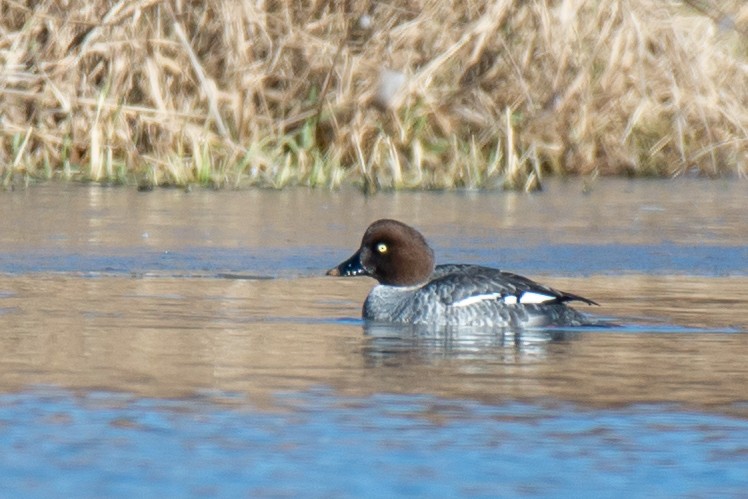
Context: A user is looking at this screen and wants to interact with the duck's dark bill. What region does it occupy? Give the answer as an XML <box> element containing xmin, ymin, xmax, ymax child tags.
<box><xmin>326</xmin><ymin>251</ymin><xmax>368</xmax><ymax>277</ymax></box>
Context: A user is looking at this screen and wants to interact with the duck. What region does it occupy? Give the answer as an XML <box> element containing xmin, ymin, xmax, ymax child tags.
<box><xmin>326</xmin><ymin>219</ymin><xmax>598</xmax><ymax>327</ymax></box>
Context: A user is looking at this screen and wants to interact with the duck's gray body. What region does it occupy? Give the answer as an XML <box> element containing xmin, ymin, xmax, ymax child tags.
<box><xmin>363</xmin><ymin>264</ymin><xmax>593</xmax><ymax>327</ymax></box>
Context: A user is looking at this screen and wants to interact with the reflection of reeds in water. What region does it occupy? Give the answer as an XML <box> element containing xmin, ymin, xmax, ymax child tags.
<box><xmin>0</xmin><ymin>275</ymin><xmax>747</xmax><ymax>414</ymax></box>
<box><xmin>547</xmin><ymin>274</ymin><xmax>748</xmax><ymax>330</ymax></box>
<box><xmin>1</xmin><ymin>1</ymin><xmax>746</xmax><ymax>190</ymax></box>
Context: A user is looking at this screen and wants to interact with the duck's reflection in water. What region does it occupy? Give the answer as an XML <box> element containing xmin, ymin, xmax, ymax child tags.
<box><xmin>361</xmin><ymin>321</ymin><xmax>580</xmax><ymax>366</ymax></box>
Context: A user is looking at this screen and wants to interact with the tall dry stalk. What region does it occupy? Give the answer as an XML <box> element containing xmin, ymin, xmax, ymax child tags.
<box><xmin>0</xmin><ymin>0</ymin><xmax>746</xmax><ymax>190</ymax></box>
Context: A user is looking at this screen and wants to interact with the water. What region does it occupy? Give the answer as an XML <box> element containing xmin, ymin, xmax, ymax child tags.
<box><xmin>0</xmin><ymin>179</ymin><xmax>746</xmax><ymax>497</ymax></box>
<box><xmin>3</xmin><ymin>389</ymin><xmax>748</xmax><ymax>497</ymax></box>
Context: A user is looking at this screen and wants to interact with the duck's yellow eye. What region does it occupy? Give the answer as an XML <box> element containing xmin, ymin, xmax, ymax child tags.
<box><xmin>376</xmin><ymin>243</ymin><xmax>388</xmax><ymax>254</ymax></box>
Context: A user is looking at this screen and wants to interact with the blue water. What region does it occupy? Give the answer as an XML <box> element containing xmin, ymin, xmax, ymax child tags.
<box><xmin>1</xmin><ymin>243</ymin><xmax>745</xmax><ymax>277</ymax></box>
<box><xmin>2</xmin><ymin>182</ymin><xmax>746</xmax><ymax>497</ymax></box>
<box><xmin>2</xmin><ymin>388</ymin><xmax>747</xmax><ymax>498</ymax></box>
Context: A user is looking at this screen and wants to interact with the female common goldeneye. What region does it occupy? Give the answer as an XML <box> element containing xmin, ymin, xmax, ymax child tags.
<box><xmin>327</xmin><ymin>219</ymin><xmax>598</xmax><ymax>327</ymax></box>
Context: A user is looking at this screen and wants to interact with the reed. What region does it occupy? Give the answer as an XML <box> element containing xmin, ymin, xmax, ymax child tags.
<box><xmin>1</xmin><ymin>0</ymin><xmax>746</xmax><ymax>191</ymax></box>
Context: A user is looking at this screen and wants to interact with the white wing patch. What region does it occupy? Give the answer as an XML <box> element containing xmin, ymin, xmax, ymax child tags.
<box><xmin>517</xmin><ymin>291</ymin><xmax>557</xmax><ymax>304</ymax></box>
<box><xmin>452</xmin><ymin>291</ymin><xmax>557</xmax><ymax>307</ymax></box>
<box><xmin>452</xmin><ymin>293</ymin><xmax>503</xmax><ymax>307</ymax></box>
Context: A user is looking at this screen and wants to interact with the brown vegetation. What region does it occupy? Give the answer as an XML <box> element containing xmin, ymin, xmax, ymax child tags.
<box><xmin>1</xmin><ymin>0</ymin><xmax>746</xmax><ymax>190</ymax></box>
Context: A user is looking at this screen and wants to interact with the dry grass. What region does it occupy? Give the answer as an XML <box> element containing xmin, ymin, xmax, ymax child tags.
<box><xmin>1</xmin><ymin>0</ymin><xmax>746</xmax><ymax>191</ymax></box>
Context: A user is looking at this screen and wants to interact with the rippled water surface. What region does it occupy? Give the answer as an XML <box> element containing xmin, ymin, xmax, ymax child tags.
<box><xmin>0</xmin><ymin>179</ymin><xmax>746</xmax><ymax>497</ymax></box>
